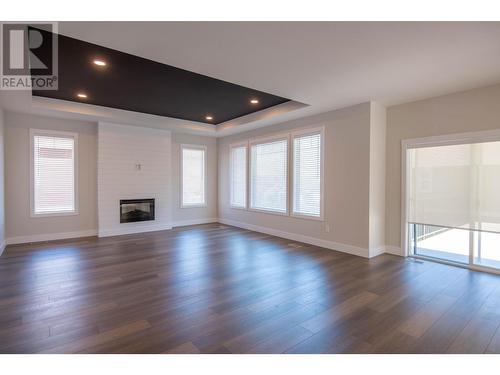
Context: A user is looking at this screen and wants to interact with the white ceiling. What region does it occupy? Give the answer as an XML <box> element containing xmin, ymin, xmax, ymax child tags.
<box><xmin>2</xmin><ymin>22</ymin><xmax>500</xmax><ymax>136</ymax></box>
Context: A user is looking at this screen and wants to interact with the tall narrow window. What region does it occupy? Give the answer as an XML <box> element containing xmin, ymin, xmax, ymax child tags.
<box><xmin>31</xmin><ymin>130</ymin><xmax>77</xmax><ymax>216</ymax></box>
<box><xmin>292</xmin><ymin>130</ymin><xmax>322</xmax><ymax>218</ymax></box>
<box><xmin>181</xmin><ymin>145</ymin><xmax>206</xmax><ymax>207</ymax></box>
<box><xmin>250</xmin><ymin>137</ymin><xmax>288</xmax><ymax>214</ymax></box>
<box><xmin>230</xmin><ymin>144</ymin><xmax>247</xmax><ymax>208</ymax></box>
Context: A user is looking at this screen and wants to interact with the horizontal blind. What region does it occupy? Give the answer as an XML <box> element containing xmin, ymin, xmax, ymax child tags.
<box><xmin>230</xmin><ymin>145</ymin><xmax>247</xmax><ymax>208</ymax></box>
<box><xmin>33</xmin><ymin>134</ymin><xmax>75</xmax><ymax>214</ymax></box>
<box><xmin>250</xmin><ymin>138</ymin><xmax>287</xmax><ymax>213</ymax></box>
<box><xmin>182</xmin><ymin>147</ymin><xmax>206</xmax><ymax>206</ymax></box>
<box><xmin>293</xmin><ymin>132</ymin><xmax>321</xmax><ymax>217</ymax></box>
<box><xmin>408</xmin><ymin>140</ymin><xmax>500</xmax><ymax>233</ymax></box>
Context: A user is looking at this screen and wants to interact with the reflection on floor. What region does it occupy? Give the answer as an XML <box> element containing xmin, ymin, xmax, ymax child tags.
<box><xmin>1</xmin><ymin>223</ymin><xmax>500</xmax><ymax>353</ymax></box>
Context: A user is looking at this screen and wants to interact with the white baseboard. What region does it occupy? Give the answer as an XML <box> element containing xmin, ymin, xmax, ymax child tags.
<box><xmin>384</xmin><ymin>245</ymin><xmax>403</xmax><ymax>256</ymax></box>
<box><xmin>98</xmin><ymin>223</ymin><xmax>172</xmax><ymax>238</ymax></box>
<box><xmin>0</xmin><ymin>240</ymin><xmax>5</xmax><ymax>256</ymax></box>
<box><xmin>369</xmin><ymin>246</ymin><xmax>387</xmax><ymax>258</ymax></box>
<box><xmin>6</xmin><ymin>229</ymin><xmax>98</xmax><ymax>246</ymax></box>
<box><xmin>172</xmin><ymin>218</ymin><xmax>218</xmax><ymax>227</ymax></box>
<box><xmin>218</xmin><ymin>218</ymin><xmax>369</xmax><ymax>258</ymax></box>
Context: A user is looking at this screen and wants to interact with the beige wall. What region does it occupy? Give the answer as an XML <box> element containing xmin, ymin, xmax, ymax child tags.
<box><xmin>172</xmin><ymin>132</ymin><xmax>218</xmax><ymax>225</ymax></box>
<box><xmin>4</xmin><ymin>112</ymin><xmax>98</xmax><ymax>241</ymax></box>
<box><xmin>386</xmin><ymin>84</ymin><xmax>500</xmax><ymax>253</ymax></box>
<box><xmin>0</xmin><ymin>109</ymin><xmax>5</xmax><ymax>253</ymax></box>
<box><xmin>369</xmin><ymin>102</ymin><xmax>386</xmax><ymax>256</ymax></box>
<box><xmin>3</xmin><ymin>111</ymin><xmax>219</xmax><ymax>243</ymax></box>
<box><xmin>218</xmin><ymin>103</ymin><xmax>372</xmax><ymax>256</ymax></box>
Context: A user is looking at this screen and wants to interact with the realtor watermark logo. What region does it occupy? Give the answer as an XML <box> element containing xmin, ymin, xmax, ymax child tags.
<box><xmin>1</xmin><ymin>22</ymin><xmax>58</xmax><ymax>90</ymax></box>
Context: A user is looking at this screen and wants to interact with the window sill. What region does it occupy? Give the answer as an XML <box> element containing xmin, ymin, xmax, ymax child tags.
<box><xmin>290</xmin><ymin>213</ymin><xmax>324</xmax><ymax>222</ymax></box>
<box><xmin>181</xmin><ymin>204</ymin><xmax>207</xmax><ymax>209</ymax></box>
<box><xmin>31</xmin><ymin>211</ymin><xmax>79</xmax><ymax>218</ymax></box>
<box><xmin>229</xmin><ymin>205</ymin><xmax>247</xmax><ymax>211</ymax></box>
<box><xmin>248</xmin><ymin>207</ymin><xmax>288</xmax><ymax>217</ymax></box>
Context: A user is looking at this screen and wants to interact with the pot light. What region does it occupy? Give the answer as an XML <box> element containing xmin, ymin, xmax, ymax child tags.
<box><xmin>250</xmin><ymin>99</ymin><xmax>259</xmax><ymax>104</ymax></box>
<box><xmin>76</xmin><ymin>93</ymin><xmax>88</xmax><ymax>99</ymax></box>
<box><xmin>93</xmin><ymin>60</ymin><xmax>107</xmax><ymax>66</ymax></box>
<box><xmin>205</xmin><ymin>115</ymin><xmax>213</xmax><ymax>121</ymax></box>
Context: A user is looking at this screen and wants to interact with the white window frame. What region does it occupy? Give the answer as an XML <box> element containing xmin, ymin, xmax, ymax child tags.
<box><xmin>30</xmin><ymin>128</ymin><xmax>79</xmax><ymax>218</ymax></box>
<box><xmin>249</xmin><ymin>132</ymin><xmax>290</xmax><ymax>216</ymax></box>
<box><xmin>401</xmin><ymin>128</ymin><xmax>500</xmax><ymax>276</ymax></box>
<box><xmin>290</xmin><ymin>126</ymin><xmax>325</xmax><ymax>221</ymax></box>
<box><xmin>229</xmin><ymin>141</ymin><xmax>248</xmax><ymax>210</ymax></box>
<box><xmin>180</xmin><ymin>144</ymin><xmax>208</xmax><ymax>208</ymax></box>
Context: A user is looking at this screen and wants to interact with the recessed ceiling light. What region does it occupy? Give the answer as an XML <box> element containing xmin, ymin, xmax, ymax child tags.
<box><xmin>205</xmin><ymin>115</ymin><xmax>213</xmax><ymax>121</ymax></box>
<box><xmin>93</xmin><ymin>60</ymin><xmax>106</xmax><ymax>66</ymax></box>
<box><xmin>76</xmin><ymin>93</ymin><xmax>88</xmax><ymax>99</ymax></box>
<box><xmin>250</xmin><ymin>99</ymin><xmax>259</xmax><ymax>104</ymax></box>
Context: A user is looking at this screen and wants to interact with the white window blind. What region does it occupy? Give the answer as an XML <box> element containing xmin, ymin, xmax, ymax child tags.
<box><xmin>230</xmin><ymin>145</ymin><xmax>247</xmax><ymax>208</ymax></box>
<box><xmin>408</xmin><ymin>141</ymin><xmax>500</xmax><ymax>233</ymax></box>
<box><xmin>250</xmin><ymin>138</ymin><xmax>288</xmax><ymax>213</ymax></box>
<box><xmin>293</xmin><ymin>132</ymin><xmax>322</xmax><ymax>217</ymax></box>
<box><xmin>33</xmin><ymin>133</ymin><xmax>76</xmax><ymax>215</ymax></box>
<box><xmin>182</xmin><ymin>146</ymin><xmax>206</xmax><ymax>206</ymax></box>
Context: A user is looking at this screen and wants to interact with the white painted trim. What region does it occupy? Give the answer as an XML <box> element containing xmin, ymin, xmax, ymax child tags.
<box><xmin>172</xmin><ymin>218</ymin><xmax>219</xmax><ymax>227</ymax></box>
<box><xmin>218</xmin><ymin>218</ymin><xmax>369</xmax><ymax>258</ymax></box>
<box><xmin>6</xmin><ymin>229</ymin><xmax>97</xmax><ymax>245</ymax></box>
<box><xmin>384</xmin><ymin>246</ymin><xmax>403</xmax><ymax>256</ymax></box>
<box><xmin>180</xmin><ymin>144</ymin><xmax>208</xmax><ymax>209</ymax></box>
<box><xmin>369</xmin><ymin>246</ymin><xmax>386</xmax><ymax>258</ymax></box>
<box><xmin>402</xmin><ymin>128</ymin><xmax>500</xmax><ymax>150</ymax></box>
<box><xmin>98</xmin><ymin>224</ymin><xmax>172</xmax><ymax>238</ymax></box>
<box><xmin>29</xmin><ymin>128</ymin><xmax>79</xmax><ymax>218</ymax></box>
<box><xmin>0</xmin><ymin>241</ymin><xmax>6</xmax><ymax>256</ymax></box>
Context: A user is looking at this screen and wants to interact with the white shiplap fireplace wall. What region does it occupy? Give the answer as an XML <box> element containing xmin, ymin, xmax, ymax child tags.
<box><xmin>97</xmin><ymin>122</ymin><xmax>172</xmax><ymax>237</ymax></box>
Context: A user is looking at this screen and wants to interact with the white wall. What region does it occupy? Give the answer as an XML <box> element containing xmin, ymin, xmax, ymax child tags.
<box><xmin>97</xmin><ymin>122</ymin><xmax>172</xmax><ymax>237</ymax></box>
<box><xmin>386</xmin><ymin>84</ymin><xmax>500</xmax><ymax>254</ymax></box>
<box><xmin>171</xmin><ymin>132</ymin><xmax>218</xmax><ymax>226</ymax></box>
<box><xmin>368</xmin><ymin>102</ymin><xmax>387</xmax><ymax>257</ymax></box>
<box><xmin>218</xmin><ymin>103</ymin><xmax>373</xmax><ymax>257</ymax></box>
<box><xmin>0</xmin><ymin>109</ymin><xmax>5</xmax><ymax>255</ymax></box>
<box><xmin>4</xmin><ymin>112</ymin><xmax>98</xmax><ymax>244</ymax></box>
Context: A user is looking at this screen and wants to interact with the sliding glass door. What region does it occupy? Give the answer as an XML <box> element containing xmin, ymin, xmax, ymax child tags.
<box><xmin>405</xmin><ymin>139</ymin><xmax>500</xmax><ymax>272</ymax></box>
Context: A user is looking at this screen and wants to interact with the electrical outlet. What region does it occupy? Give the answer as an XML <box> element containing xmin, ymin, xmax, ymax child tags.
<box><xmin>325</xmin><ymin>223</ymin><xmax>330</xmax><ymax>233</ymax></box>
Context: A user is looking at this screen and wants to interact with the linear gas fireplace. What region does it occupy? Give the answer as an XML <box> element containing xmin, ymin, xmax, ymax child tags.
<box><xmin>120</xmin><ymin>199</ymin><xmax>155</xmax><ymax>223</ymax></box>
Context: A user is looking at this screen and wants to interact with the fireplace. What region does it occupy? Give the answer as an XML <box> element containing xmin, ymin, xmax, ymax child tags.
<box><xmin>120</xmin><ymin>199</ymin><xmax>155</xmax><ymax>223</ymax></box>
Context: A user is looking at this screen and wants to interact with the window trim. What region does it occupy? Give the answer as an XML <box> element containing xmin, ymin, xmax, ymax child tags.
<box><xmin>180</xmin><ymin>144</ymin><xmax>208</xmax><ymax>209</ymax></box>
<box><xmin>229</xmin><ymin>141</ymin><xmax>248</xmax><ymax>210</ymax></box>
<box><xmin>290</xmin><ymin>126</ymin><xmax>325</xmax><ymax>221</ymax></box>
<box><xmin>30</xmin><ymin>128</ymin><xmax>79</xmax><ymax>218</ymax></box>
<box><xmin>248</xmin><ymin>132</ymin><xmax>290</xmax><ymax>216</ymax></box>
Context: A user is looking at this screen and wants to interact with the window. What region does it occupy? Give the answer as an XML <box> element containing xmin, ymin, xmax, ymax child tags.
<box><xmin>31</xmin><ymin>129</ymin><xmax>77</xmax><ymax>216</ymax></box>
<box><xmin>230</xmin><ymin>143</ymin><xmax>247</xmax><ymax>208</ymax></box>
<box><xmin>406</xmin><ymin>138</ymin><xmax>500</xmax><ymax>270</ymax></box>
<box><xmin>292</xmin><ymin>130</ymin><xmax>323</xmax><ymax>218</ymax></box>
<box><xmin>250</xmin><ymin>137</ymin><xmax>288</xmax><ymax>214</ymax></box>
<box><xmin>181</xmin><ymin>145</ymin><xmax>206</xmax><ymax>207</ymax></box>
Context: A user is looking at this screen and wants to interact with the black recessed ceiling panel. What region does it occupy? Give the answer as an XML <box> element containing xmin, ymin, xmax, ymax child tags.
<box><xmin>31</xmin><ymin>29</ymin><xmax>290</xmax><ymax>124</ymax></box>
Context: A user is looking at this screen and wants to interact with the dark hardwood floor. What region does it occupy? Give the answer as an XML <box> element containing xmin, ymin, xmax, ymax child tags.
<box><xmin>1</xmin><ymin>223</ymin><xmax>500</xmax><ymax>354</ymax></box>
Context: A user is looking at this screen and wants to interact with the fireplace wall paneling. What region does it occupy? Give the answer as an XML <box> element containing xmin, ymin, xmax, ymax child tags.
<box><xmin>98</xmin><ymin>122</ymin><xmax>172</xmax><ymax>237</ymax></box>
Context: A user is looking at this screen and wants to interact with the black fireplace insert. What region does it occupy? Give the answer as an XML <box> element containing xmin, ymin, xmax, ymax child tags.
<box><xmin>120</xmin><ymin>199</ymin><xmax>155</xmax><ymax>223</ymax></box>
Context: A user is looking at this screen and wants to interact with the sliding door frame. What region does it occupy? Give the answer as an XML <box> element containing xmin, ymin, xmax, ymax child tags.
<box><xmin>401</xmin><ymin>128</ymin><xmax>500</xmax><ymax>275</ymax></box>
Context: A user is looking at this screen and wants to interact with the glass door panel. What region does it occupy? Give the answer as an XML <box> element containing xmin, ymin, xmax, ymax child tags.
<box><xmin>410</xmin><ymin>223</ymin><xmax>469</xmax><ymax>264</ymax></box>
<box><xmin>473</xmin><ymin>231</ymin><xmax>500</xmax><ymax>269</ymax></box>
